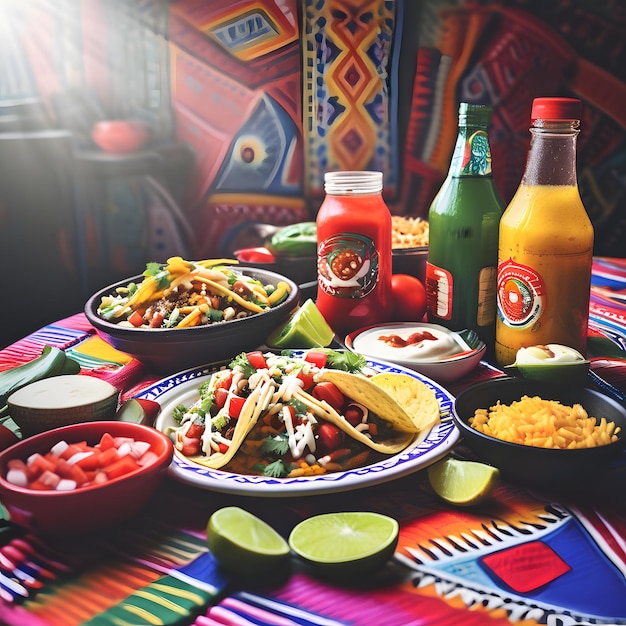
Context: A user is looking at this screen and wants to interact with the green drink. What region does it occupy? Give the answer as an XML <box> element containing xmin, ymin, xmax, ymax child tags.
<box><xmin>425</xmin><ymin>103</ymin><xmax>504</xmax><ymax>349</ymax></box>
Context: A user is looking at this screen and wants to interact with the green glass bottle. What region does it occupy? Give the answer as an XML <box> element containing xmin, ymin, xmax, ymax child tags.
<box><xmin>425</xmin><ymin>103</ymin><xmax>504</xmax><ymax>348</ymax></box>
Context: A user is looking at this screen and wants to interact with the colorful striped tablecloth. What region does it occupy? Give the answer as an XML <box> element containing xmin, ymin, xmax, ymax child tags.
<box><xmin>0</xmin><ymin>257</ymin><xmax>624</xmax><ymax>626</ymax></box>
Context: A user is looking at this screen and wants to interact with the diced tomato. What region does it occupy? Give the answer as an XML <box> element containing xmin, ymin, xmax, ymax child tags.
<box><xmin>228</xmin><ymin>396</ymin><xmax>246</xmax><ymax>419</ymax></box>
<box><xmin>29</xmin><ymin>480</ymin><xmax>53</xmax><ymax>491</ymax></box>
<box><xmin>181</xmin><ymin>438</ymin><xmax>201</xmax><ymax>456</ymax></box>
<box><xmin>98</xmin><ymin>447</ymin><xmax>120</xmax><ymax>467</ymax></box>
<box><xmin>316</xmin><ymin>423</ymin><xmax>345</xmax><ymax>454</ymax></box>
<box><xmin>216</xmin><ymin>373</ymin><xmax>233</xmax><ymax>390</ymax></box>
<box><xmin>297</xmin><ymin>370</ymin><xmax>315</xmax><ymax>390</ymax></box>
<box><xmin>8</xmin><ymin>432</ymin><xmax>156</xmax><ymax>492</ymax></box>
<box><xmin>98</xmin><ymin>432</ymin><xmax>116</xmax><ymax>451</ymax></box>
<box><xmin>344</xmin><ymin>405</ymin><xmax>364</xmax><ymax>426</ymax></box>
<box><xmin>128</xmin><ymin>311</ymin><xmax>145</xmax><ymax>327</ymax></box>
<box><xmin>368</xmin><ymin>423</ymin><xmax>378</xmax><ymax>436</ymax></box>
<box><xmin>186</xmin><ymin>422</ymin><xmax>204</xmax><ymax>439</ymax></box>
<box><xmin>218</xmin><ymin>443</ymin><xmax>229</xmax><ymax>454</ymax></box>
<box><xmin>38</xmin><ymin>470</ymin><xmax>61</xmax><ymax>489</ymax></box>
<box><xmin>305</xmin><ymin>350</ymin><xmax>328</xmax><ymax>368</ymax></box>
<box><xmin>70</xmin><ymin>463</ymin><xmax>89</xmax><ymax>486</ymax></box>
<box><xmin>104</xmin><ymin>455</ymin><xmax>140</xmax><ymax>480</ymax></box>
<box><xmin>312</xmin><ymin>382</ymin><xmax>345</xmax><ymax>412</ymax></box>
<box><xmin>149</xmin><ymin>311</ymin><xmax>164</xmax><ymax>328</ymax></box>
<box><xmin>215</xmin><ymin>388</ymin><xmax>229</xmax><ymax>410</ymax></box>
<box><xmin>246</xmin><ymin>351</ymin><xmax>268</xmax><ymax>370</ymax></box>
<box><xmin>75</xmin><ymin>451</ymin><xmax>101</xmax><ymax>471</ymax></box>
<box><xmin>27</xmin><ymin>453</ymin><xmax>56</xmax><ymax>476</ymax></box>
<box><xmin>60</xmin><ymin>443</ymin><xmax>88</xmax><ymax>460</ymax></box>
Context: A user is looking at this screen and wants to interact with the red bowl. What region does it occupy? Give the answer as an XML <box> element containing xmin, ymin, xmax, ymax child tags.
<box><xmin>91</xmin><ymin>120</ymin><xmax>149</xmax><ymax>154</ymax></box>
<box><xmin>0</xmin><ymin>421</ymin><xmax>173</xmax><ymax>535</ymax></box>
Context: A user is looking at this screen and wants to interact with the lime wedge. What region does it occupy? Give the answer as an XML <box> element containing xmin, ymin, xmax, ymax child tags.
<box><xmin>427</xmin><ymin>457</ymin><xmax>500</xmax><ymax>506</ymax></box>
<box><xmin>207</xmin><ymin>507</ymin><xmax>290</xmax><ymax>577</ymax></box>
<box><xmin>266</xmin><ymin>298</ymin><xmax>334</xmax><ymax>348</ymax></box>
<box><xmin>288</xmin><ymin>511</ymin><xmax>399</xmax><ymax>579</ymax></box>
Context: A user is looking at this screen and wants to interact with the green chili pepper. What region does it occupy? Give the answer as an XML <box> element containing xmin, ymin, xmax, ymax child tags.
<box><xmin>269</xmin><ymin>222</ymin><xmax>317</xmax><ymax>256</ymax></box>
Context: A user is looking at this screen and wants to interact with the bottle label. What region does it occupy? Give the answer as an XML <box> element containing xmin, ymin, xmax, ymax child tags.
<box><xmin>496</xmin><ymin>258</ymin><xmax>546</xmax><ymax>328</ymax></box>
<box><xmin>425</xmin><ymin>262</ymin><xmax>452</xmax><ymax>320</ymax></box>
<box><xmin>318</xmin><ymin>233</ymin><xmax>379</xmax><ymax>299</ymax></box>
<box><xmin>452</xmin><ymin>130</ymin><xmax>492</xmax><ymax>177</ymax></box>
<box><xmin>477</xmin><ymin>266</ymin><xmax>497</xmax><ymax>326</ymax></box>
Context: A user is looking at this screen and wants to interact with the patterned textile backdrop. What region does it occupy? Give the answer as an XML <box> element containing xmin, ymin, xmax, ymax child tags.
<box><xmin>0</xmin><ymin>0</ymin><xmax>624</xmax><ymax>273</ymax></box>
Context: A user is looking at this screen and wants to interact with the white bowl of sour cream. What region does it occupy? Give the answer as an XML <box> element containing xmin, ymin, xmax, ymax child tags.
<box><xmin>345</xmin><ymin>322</ymin><xmax>486</xmax><ymax>384</ymax></box>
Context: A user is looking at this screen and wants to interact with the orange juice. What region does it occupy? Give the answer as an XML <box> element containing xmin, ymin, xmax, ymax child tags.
<box><xmin>495</xmin><ymin>183</ymin><xmax>593</xmax><ymax>366</ymax></box>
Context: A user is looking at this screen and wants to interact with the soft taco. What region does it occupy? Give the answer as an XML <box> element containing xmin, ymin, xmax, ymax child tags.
<box><xmin>167</xmin><ymin>367</ymin><xmax>269</xmax><ymax>469</ymax></box>
<box><xmin>309</xmin><ymin>370</ymin><xmax>439</xmax><ymax>454</ymax></box>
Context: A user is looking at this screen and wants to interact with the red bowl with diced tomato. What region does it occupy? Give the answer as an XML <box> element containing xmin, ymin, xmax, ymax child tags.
<box><xmin>0</xmin><ymin>421</ymin><xmax>173</xmax><ymax>535</ymax></box>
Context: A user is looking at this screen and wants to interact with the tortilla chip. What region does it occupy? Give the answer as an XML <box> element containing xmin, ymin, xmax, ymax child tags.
<box><xmin>369</xmin><ymin>372</ymin><xmax>440</xmax><ymax>432</ymax></box>
<box><xmin>313</xmin><ymin>370</ymin><xmax>419</xmax><ymax>454</ymax></box>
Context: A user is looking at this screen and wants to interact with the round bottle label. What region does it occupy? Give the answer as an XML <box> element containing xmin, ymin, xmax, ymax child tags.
<box><xmin>318</xmin><ymin>233</ymin><xmax>379</xmax><ymax>299</ymax></box>
<box><xmin>496</xmin><ymin>259</ymin><xmax>546</xmax><ymax>328</ymax></box>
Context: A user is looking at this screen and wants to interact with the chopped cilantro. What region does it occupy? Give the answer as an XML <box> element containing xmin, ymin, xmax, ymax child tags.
<box><xmin>143</xmin><ymin>262</ymin><xmax>171</xmax><ymax>289</ymax></box>
<box><xmin>325</xmin><ymin>349</ymin><xmax>367</xmax><ymax>373</ymax></box>
<box><xmin>287</xmin><ymin>397</ymin><xmax>307</xmax><ymax>417</ymax></box>
<box><xmin>207</xmin><ymin>307</ymin><xmax>224</xmax><ymax>322</ymax></box>
<box><xmin>198</xmin><ymin>380</ymin><xmax>214</xmax><ymax>399</ymax></box>
<box><xmin>262</xmin><ymin>459</ymin><xmax>291</xmax><ymax>478</ymax></box>
<box><xmin>229</xmin><ymin>352</ymin><xmax>255</xmax><ymax>378</ymax></box>
<box><xmin>172</xmin><ymin>403</ymin><xmax>188</xmax><ymax>424</ymax></box>
<box><xmin>260</xmin><ymin>434</ymin><xmax>290</xmax><ymax>456</ymax></box>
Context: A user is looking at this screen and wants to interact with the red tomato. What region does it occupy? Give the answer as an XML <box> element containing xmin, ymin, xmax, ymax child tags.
<box><xmin>228</xmin><ymin>395</ymin><xmax>247</xmax><ymax>419</ymax></box>
<box><xmin>316</xmin><ymin>423</ymin><xmax>345</xmax><ymax>454</ymax></box>
<box><xmin>344</xmin><ymin>404</ymin><xmax>364</xmax><ymax>427</ymax></box>
<box><xmin>391</xmin><ymin>274</ymin><xmax>427</xmax><ymax>321</ymax></box>
<box><xmin>149</xmin><ymin>311</ymin><xmax>164</xmax><ymax>327</ymax></box>
<box><xmin>246</xmin><ymin>351</ymin><xmax>268</xmax><ymax>370</ymax></box>
<box><xmin>305</xmin><ymin>351</ymin><xmax>327</xmax><ymax>368</ymax></box>
<box><xmin>186</xmin><ymin>422</ymin><xmax>204</xmax><ymax>439</ymax></box>
<box><xmin>128</xmin><ymin>311</ymin><xmax>145</xmax><ymax>327</ymax></box>
<box><xmin>296</xmin><ymin>370</ymin><xmax>315</xmax><ymax>390</ymax></box>
<box><xmin>215</xmin><ymin>388</ymin><xmax>229</xmax><ymax>410</ymax></box>
<box><xmin>312</xmin><ymin>382</ymin><xmax>345</xmax><ymax>412</ymax></box>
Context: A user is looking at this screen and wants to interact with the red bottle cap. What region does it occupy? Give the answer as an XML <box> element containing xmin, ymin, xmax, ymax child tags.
<box><xmin>531</xmin><ymin>97</ymin><xmax>582</xmax><ymax>121</ymax></box>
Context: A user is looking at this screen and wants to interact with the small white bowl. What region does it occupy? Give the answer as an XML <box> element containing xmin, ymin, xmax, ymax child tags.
<box><xmin>8</xmin><ymin>375</ymin><xmax>120</xmax><ymax>438</ymax></box>
<box><xmin>345</xmin><ymin>322</ymin><xmax>486</xmax><ymax>384</ymax></box>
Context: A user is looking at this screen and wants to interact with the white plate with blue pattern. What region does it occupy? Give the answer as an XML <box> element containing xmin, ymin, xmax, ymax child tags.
<box><xmin>142</xmin><ymin>353</ymin><xmax>459</xmax><ymax>496</ymax></box>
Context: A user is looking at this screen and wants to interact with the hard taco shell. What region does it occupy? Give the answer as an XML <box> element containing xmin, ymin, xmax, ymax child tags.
<box><xmin>313</xmin><ymin>370</ymin><xmax>420</xmax><ymax>454</ymax></box>
<box><xmin>370</xmin><ymin>372</ymin><xmax>440</xmax><ymax>432</ymax></box>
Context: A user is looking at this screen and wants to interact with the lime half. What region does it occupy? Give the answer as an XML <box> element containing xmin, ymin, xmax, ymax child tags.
<box><xmin>267</xmin><ymin>298</ymin><xmax>334</xmax><ymax>348</ymax></box>
<box><xmin>427</xmin><ymin>457</ymin><xmax>500</xmax><ymax>506</ymax></box>
<box><xmin>207</xmin><ymin>507</ymin><xmax>290</xmax><ymax>576</ymax></box>
<box><xmin>288</xmin><ymin>511</ymin><xmax>399</xmax><ymax>579</ymax></box>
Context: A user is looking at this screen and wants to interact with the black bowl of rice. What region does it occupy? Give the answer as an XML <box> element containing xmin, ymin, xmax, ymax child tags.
<box><xmin>452</xmin><ymin>377</ymin><xmax>626</xmax><ymax>490</ymax></box>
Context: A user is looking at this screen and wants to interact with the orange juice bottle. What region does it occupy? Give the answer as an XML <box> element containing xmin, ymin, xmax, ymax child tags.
<box><xmin>495</xmin><ymin>98</ymin><xmax>594</xmax><ymax>367</ymax></box>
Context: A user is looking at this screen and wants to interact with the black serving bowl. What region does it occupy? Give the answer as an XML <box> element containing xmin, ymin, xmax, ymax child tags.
<box><xmin>85</xmin><ymin>267</ymin><xmax>300</xmax><ymax>373</ymax></box>
<box><xmin>452</xmin><ymin>377</ymin><xmax>626</xmax><ymax>490</ymax></box>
